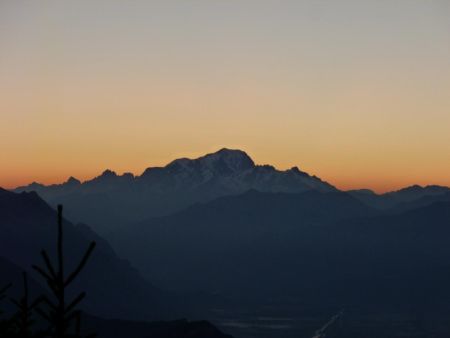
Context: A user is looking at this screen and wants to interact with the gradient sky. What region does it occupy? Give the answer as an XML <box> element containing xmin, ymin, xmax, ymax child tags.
<box><xmin>1</xmin><ymin>1</ymin><xmax>449</xmax><ymax>192</ymax></box>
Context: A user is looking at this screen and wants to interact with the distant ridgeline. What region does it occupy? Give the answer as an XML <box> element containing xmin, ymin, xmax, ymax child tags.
<box><xmin>14</xmin><ymin>149</ymin><xmax>450</xmax><ymax>236</ymax></box>
<box><xmin>14</xmin><ymin>149</ymin><xmax>336</xmax><ymax>232</ymax></box>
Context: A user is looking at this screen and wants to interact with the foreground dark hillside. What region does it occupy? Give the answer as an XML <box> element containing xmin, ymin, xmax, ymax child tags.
<box><xmin>0</xmin><ymin>257</ymin><xmax>232</xmax><ymax>338</ymax></box>
<box><xmin>0</xmin><ymin>188</ymin><xmax>233</xmax><ymax>337</ymax></box>
<box><xmin>81</xmin><ymin>315</ymin><xmax>232</xmax><ymax>338</ymax></box>
<box><xmin>0</xmin><ymin>188</ymin><xmax>169</xmax><ymax>320</ymax></box>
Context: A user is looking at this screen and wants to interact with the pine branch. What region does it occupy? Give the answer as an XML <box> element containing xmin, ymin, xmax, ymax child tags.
<box><xmin>64</xmin><ymin>293</ymin><xmax>86</xmax><ymax>315</ymax></box>
<box><xmin>39</xmin><ymin>295</ymin><xmax>57</xmax><ymax>311</ymax></box>
<box><xmin>9</xmin><ymin>272</ymin><xmax>42</xmax><ymax>337</ymax></box>
<box><xmin>64</xmin><ymin>243</ymin><xmax>96</xmax><ymax>287</ymax></box>
<box><xmin>0</xmin><ymin>283</ymin><xmax>12</xmax><ymax>302</ymax></box>
<box><xmin>30</xmin><ymin>296</ymin><xmax>44</xmax><ymax>310</ymax></box>
<box><xmin>41</xmin><ymin>250</ymin><xmax>57</xmax><ymax>279</ymax></box>
<box><xmin>35</xmin><ymin>307</ymin><xmax>52</xmax><ymax>323</ymax></box>
<box><xmin>32</xmin><ymin>204</ymin><xmax>96</xmax><ymax>338</ymax></box>
<box><xmin>32</xmin><ymin>265</ymin><xmax>53</xmax><ymax>282</ymax></box>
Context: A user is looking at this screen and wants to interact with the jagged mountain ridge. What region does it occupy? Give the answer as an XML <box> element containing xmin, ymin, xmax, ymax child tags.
<box><xmin>348</xmin><ymin>184</ymin><xmax>450</xmax><ymax>210</ymax></box>
<box><xmin>17</xmin><ymin>148</ymin><xmax>334</xmax><ymax>195</ymax></box>
<box><xmin>14</xmin><ymin>148</ymin><xmax>336</xmax><ymax>231</ymax></box>
<box><xmin>13</xmin><ymin>148</ymin><xmax>450</xmax><ymax>233</ymax></box>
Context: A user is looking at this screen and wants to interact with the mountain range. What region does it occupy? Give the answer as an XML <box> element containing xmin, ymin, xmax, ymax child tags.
<box><xmin>14</xmin><ymin>148</ymin><xmax>450</xmax><ymax>236</ymax></box>
<box><xmin>14</xmin><ymin>149</ymin><xmax>335</xmax><ymax>233</ymax></box>
<box><xmin>348</xmin><ymin>185</ymin><xmax>450</xmax><ymax>210</ymax></box>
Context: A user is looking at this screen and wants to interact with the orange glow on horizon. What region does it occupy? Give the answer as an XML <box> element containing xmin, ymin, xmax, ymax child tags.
<box><xmin>1</xmin><ymin>2</ymin><xmax>449</xmax><ymax>194</ymax></box>
<box><xmin>2</xmin><ymin>147</ymin><xmax>450</xmax><ymax>194</ymax></box>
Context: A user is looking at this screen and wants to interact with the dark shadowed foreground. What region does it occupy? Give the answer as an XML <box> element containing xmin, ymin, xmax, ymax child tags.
<box><xmin>0</xmin><ymin>188</ymin><xmax>231</xmax><ymax>338</ymax></box>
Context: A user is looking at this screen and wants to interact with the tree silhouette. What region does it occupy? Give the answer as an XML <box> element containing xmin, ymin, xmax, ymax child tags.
<box><xmin>0</xmin><ymin>283</ymin><xmax>12</xmax><ymax>316</ymax></box>
<box><xmin>0</xmin><ymin>283</ymin><xmax>12</xmax><ymax>336</ymax></box>
<box><xmin>9</xmin><ymin>272</ymin><xmax>42</xmax><ymax>337</ymax></box>
<box><xmin>32</xmin><ymin>205</ymin><xmax>96</xmax><ymax>338</ymax></box>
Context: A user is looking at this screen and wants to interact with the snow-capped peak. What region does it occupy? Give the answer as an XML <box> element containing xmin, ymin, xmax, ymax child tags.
<box><xmin>199</xmin><ymin>148</ymin><xmax>255</xmax><ymax>172</ymax></box>
<box><xmin>166</xmin><ymin>148</ymin><xmax>255</xmax><ymax>175</ymax></box>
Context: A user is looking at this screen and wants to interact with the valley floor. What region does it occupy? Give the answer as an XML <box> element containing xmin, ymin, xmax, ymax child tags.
<box><xmin>210</xmin><ymin>307</ymin><xmax>450</xmax><ymax>338</ymax></box>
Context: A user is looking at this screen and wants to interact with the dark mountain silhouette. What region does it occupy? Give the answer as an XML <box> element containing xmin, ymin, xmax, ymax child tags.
<box><xmin>15</xmin><ymin>149</ymin><xmax>450</xmax><ymax>238</ymax></box>
<box><xmin>111</xmin><ymin>189</ymin><xmax>450</xmax><ymax>313</ymax></box>
<box><xmin>14</xmin><ymin>148</ymin><xmax>336</xmax><ymax>233</ymax></box>
<box><xmin>81</xmin><ymin>316</ymin><xmax>232</xmax><ymax>338</ymax></box>
<box><xmin>348</xmin><ymin>184</ymin><xmax>450</xmax><ymax>210</ymax></box>
<box><xmin>111</xmin><ymin>190</ymin><xmax>376</xmax><ymax>299</ymax></box>
<box><xmin>389</xmin><ymin>191</ymin><xmax>450</xmax><ymax>214</ymax></box>
<box><xmin>0</xmin><ymin>188</ymin><xmax>170</xmax><ymax>321</ymax></box>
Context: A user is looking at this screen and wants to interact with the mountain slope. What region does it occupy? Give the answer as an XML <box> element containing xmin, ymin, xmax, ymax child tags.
<box><xmin>0</xmin><ymin>256</ymin><xmax>48</xmax><ymax>316</ymax></box>
<box><xmin>111</xmin><ymin>190</ymin><xmax>377</xmax><ymax>299</ymax></box>
<box><xmin>112</xmin><ymin>190</ymin><xmax>450</xmax><ymax>312</ymax></box>
<box><xmin>14</xmin><ymin>148</ymin><xmax>336</xmax><ymax>233</ymax></box>
<box><xmin>348</xmin><ymin>185</ymin><xmax>450</xmax><ymax>210</ymax></box>
<box><xmin>0</xmin><ymin>188</ymin><xmax>170</xmax><ymax>321</ymax></box>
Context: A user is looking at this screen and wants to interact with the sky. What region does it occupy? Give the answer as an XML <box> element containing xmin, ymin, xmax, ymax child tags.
<box><xmin>1</xmin><ymin>0</ymin><xmax>449</xmax><ymax>192</ymax></box>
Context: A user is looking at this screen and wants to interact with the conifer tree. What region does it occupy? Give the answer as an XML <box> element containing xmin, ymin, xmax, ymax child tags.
<box><xmin>0</xmin><ymin>283</ymin><xmax>11</xmax><ymax>316</ymax></box>
<box><xmin>0</xmin><ymin>283</ymin><xmax>12</xmax><ymax>336</ymax></box>
<box><xmin>32</xmin><ymin>205</ymin><xmax>96</xmax><ymax>338</ymax></box>
<box><xmin>9</xmin><ymin>272</ymin><xmax>42</xmax><ymax>337</ymax></box>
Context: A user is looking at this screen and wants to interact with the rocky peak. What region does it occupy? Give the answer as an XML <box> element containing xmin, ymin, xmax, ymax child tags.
<box><xmin>199</xmin><ymin>148</ymin><xmax>255</xmax><ymax>173</ymax></box>
<box><xmin>66</xmin><ymin>176</ymin><xmax>81</xmax><ymax>185</ymax></box>
<box><xmin>100</xmin><ymin>169</ymin><xmax>117</xmax><ymax>178</ymax></box>
<box><xmin>165</xmin><ymin>148</ymin><xmax>255</xmax><ymax>176</ymax></box>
